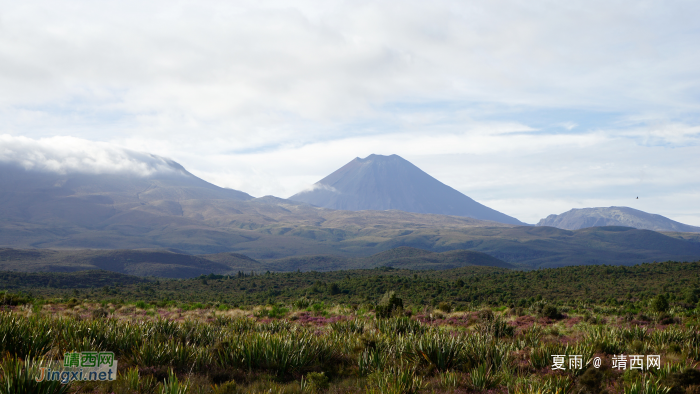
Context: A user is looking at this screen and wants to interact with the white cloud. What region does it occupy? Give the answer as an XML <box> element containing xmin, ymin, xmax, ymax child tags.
<box><xmin>0</xmin><ymin>134</ymin><xmax>184</xmax><ymax>176</ymax></box>
<box><xmin>296</xmin><ymin>183</ymin><xmax>340</xmax><ymax>195</ymax></box>
<box><xmin>1</xmin><ymin>0</ymin><xmax>699</xmax><ymax>145</ymax></box>
<box><xmin>0</xmin><ymin>1</ymin><xmax>698</xmax><ymax>226</ymax></box>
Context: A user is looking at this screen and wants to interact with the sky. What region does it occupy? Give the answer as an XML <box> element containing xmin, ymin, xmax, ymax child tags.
<box><xmin>1</xmin><ymin>0</ymin><xmax>699</xmax><ymax>225</ymax></box>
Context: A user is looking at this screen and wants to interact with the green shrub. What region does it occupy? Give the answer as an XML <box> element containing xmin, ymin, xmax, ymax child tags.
<box><xmin>651</xmin><ymin>294</ymin><xmax>669</xmax><ymax>313</ymax></box>
<box><xmin>540</xmin><ymin>305</ymin><xmax>561</xmax><ymax>319</ymax></box>
<box><xmin>576</xmin><ymin>367</ymin><xmax>604</xmax><ymax>393</ymax></box>
<box><xmin>0</xmin><ymin>292</ymin><xmax>29</xmax><ymax>306</ymax></box>
<box><xmin>293</xmin><ymin>297</ymin><xmax>311</xmax><ymax>309</ymax></box>
<box><xmin>375</xmin><ymin>291</ymin><xmax>403</xmax><ymax>318</ymax></box>
<box><xmin>328</xmin><ymin>283</ymin><xmax>341</xmax><ymax>295</ymax></box>
<box><xmin>304</xmin><ymin>372</ymin><xmax>329</xmax><ymax>392</ymax></box>
<box><xmin>477</xmin><ymin>316</ymin><xmax>515</xmax><ymax>338</ymax></box>
<box><xmin>255</xmin><ymin>305</ymin><xmax>288</xmax><ymax>319</ymax></box>
<box><xmin>437</xmin><ymin>302</ymin><xmax>452</xmax><ymax>313</ymax></box>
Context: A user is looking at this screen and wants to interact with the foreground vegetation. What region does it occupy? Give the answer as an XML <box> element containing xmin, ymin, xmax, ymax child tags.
<box><xmin>1</xmin><ymin>260</ymin><xmax>699</xmax><ymax>393</ymax></box>
<box><xmin>1</xmin><ymin>295</ymin><xmax>700</xmax><ymax>393</ymax></box>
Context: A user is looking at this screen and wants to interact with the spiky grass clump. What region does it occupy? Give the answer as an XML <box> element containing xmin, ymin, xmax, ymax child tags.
<box><xmin>0</xmin><ymin>355</ymin><xmax>69</xmax><ymax>394</ymax></box>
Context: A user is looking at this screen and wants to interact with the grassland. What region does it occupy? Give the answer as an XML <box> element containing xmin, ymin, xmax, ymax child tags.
<box><xmin>1</xmin><ymin>260</ymin><xmax>700</xmax><ymax>393</ymax></box>
<box><xmin>1</xmin><ymin>293</ymin><xmax>700</xmax><ymax>393</ymax></box>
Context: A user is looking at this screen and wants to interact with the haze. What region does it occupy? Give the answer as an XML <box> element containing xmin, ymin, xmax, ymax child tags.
<box><xmin>1</xmin><ymin>1</ymin><xmax>699</xmax><ymax>225</ymax></box>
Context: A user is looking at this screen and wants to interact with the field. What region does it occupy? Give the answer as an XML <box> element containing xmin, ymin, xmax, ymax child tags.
<box><xmin>1</xmin><ymin>261</ymin><xmax>700</xmax><ymax>393</ymax></box>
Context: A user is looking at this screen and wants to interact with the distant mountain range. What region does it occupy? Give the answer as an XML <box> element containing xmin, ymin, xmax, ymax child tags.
<box><xmin>538</xmin><ymin>207</ymin><xmax>700</xmax><ymax>233</ymax></box>
<box><xmin>289</xmin><ymin>154</ymin><xmax>525</xmax><ymax>225</ymax></box>
<box><xmin>2</xmin><ymin>151</ymin><xmax>700</xmax><ymax>272</ymax></box>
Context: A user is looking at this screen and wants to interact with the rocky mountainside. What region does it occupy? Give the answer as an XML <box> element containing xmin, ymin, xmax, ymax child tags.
<box><xmin>537</xmin><ymin>206</ymin><xmax>700</xmax><ymax>232</ymax></box>
<box><xmin>289</xmin><ymin>154</ymin><xmax>525</xmax><ymax>225</ymax></box>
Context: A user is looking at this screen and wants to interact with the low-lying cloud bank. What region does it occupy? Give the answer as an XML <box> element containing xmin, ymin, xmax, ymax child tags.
<box><xmin>0</xmin><ymin>135</ymin><xmax>185</xmax><ymax>177</ymax></box>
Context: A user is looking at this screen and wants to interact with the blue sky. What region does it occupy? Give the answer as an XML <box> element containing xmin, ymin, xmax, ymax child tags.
<box><xmin>1</xmin><ymin>0</ymin><xmax>699</xmax><ymax>225</ymax></box>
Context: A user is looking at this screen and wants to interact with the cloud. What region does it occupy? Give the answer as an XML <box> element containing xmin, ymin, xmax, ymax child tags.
<box><xmin>0</xmin><ymin>1</ymin><xmax>698</xmax><ymax>226</ymax></box>
<box><xmin>297</xmin><ymin>183</ymin><xmax>340</xmax><ymax>195</ymax></box>
<box><xmin>0</xmin><ymin>134</ymin><xmax>184</xmax><ymax>176</ymax></box>
<box><xmin>1</xmin><ymin>1</ymin><xmax>699</xmax><ymax>146</ymax></box>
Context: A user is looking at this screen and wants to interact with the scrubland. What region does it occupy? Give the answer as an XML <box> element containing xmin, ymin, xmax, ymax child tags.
<box><xmin>1</xmin><ymin>291</ymin><xmax>700</xmax><ymax>394</ymax></box>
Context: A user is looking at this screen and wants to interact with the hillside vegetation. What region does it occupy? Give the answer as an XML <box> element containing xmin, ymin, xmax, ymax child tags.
<box><xmin>4</xmin><ymin>224</ymin><xmax>700</xmax><ymax>276</ymax></box>
<box><xmin>0</xmin><ymin>246</ymin><xmax>510</xmax><ymax>278</ymax></box>
<box><xmin>3</xmin><ymin>260</ymin><xmax>699</xmax><ymax>310</ymax></box>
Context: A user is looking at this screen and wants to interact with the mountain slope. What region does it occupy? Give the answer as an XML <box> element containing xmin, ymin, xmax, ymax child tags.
<box><xmin>0</xmin><ymin>161</ymin><xmax>253</xmax><ymax>229</ymax></box>
<box><xmin>538</xmin><ymin>207</ymin><xmax>700</xmax><ymax>233</ymax></box>
<box><xmin>288</xmin><ymin>154</ymin><xmax>525</xmax><ymax>225</ymax></box>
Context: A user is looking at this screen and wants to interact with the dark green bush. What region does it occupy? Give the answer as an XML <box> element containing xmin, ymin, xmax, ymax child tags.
<box><xmin>650</xmin><ymin>294</ymin><xmax>669</xmax><ymax>313</ymax></box>
<box><xmin>437</xmin><ymin>302</ymin><xmax>452</xmax><ymax>313</ymax></box>
<box><xmin>662</xmin><ymin>369</ymin><xmax>700</xmax><ymax>394</ymax></box>
<box><xmin>328</xmin><ymin>283</ymin><xmax>341</xmax><ymax>295</ymax></box>
<box><xmin>0</xmin><ymin>292</ymin><xmax>29</xmax><ymax>306</ymax></box>
<box><xmin>304</xmin><ymin>372</ymin><xmax>329</xmax><ymax>392</ymax></box>
<box><xmin>540</xmin><ymin>305</ymin><xmax>561</xmax><ymax>319</ymax></box>
<box><xmin>576</xmin><ymin>367</ymin><xmax>605</xmax><ymax>394</ymax></box>
<box><xmin>375</xmin><ymin>291</ymin><xmax>403</xmax><ymax>318</ymax></box>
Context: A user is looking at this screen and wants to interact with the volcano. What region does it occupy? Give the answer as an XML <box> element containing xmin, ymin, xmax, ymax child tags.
<box><xmin>288</xmin><ymin>154</ymin><xmax>525</xmax><ymax>225</ymax></box>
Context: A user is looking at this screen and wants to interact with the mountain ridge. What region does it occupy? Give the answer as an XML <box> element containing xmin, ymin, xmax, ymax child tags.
<box><xmin>538</xmin><ymin>206</ymin><xmax>700</xmax><ymax>233</ymax></box>
<box><xmin>2</xmin><ymin>154</ymin><xmax>700</xmax><ymax>269</ymax></box>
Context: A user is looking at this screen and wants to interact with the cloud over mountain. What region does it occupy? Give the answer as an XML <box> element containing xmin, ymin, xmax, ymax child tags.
<box><xmin>0</xmin><ymin>135</ymin><xmax>186</xmax><ymax>177</ymax></box>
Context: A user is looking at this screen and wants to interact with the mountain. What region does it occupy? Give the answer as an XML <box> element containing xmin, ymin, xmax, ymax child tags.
<box><xmin>288</xmin><ymin>154</ymin><xmax>525</xmax><ymax>225</ymax></box>
<box><xmin>537</xmin><ymin>207</ymin><xmax>700</xmax><ymax>233</ymax></box>
<box><xmin>0</xmin><ymin>160</ymin><xmax>252</xmax><ymax>228</ymax></box>
<box><xmin>2</xmin><ymin>151</ymin><xmax>700</xmax><ymax>269</ymax></box>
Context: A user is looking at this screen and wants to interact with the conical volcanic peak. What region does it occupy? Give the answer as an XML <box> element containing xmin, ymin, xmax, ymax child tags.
<box><xmin>289</xmin><ymin>154</ymin><xmax>525</xmax><ymax>225</ymax></box>
<box><xmin>537</xmin><ymin>206</ymin><xmax>700</xmax><ymax>232</ymax></box>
